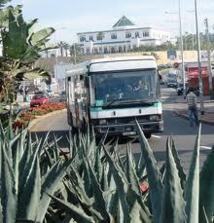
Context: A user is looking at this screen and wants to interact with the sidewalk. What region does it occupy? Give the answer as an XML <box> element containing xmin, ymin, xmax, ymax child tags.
<box><xmin>174</xmin><ymin>97</ymin><xmax>214</xmax><ymax>125</ymax></box>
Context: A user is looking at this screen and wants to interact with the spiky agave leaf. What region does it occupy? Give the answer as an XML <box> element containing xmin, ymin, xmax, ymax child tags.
<box><xmin>68</xmin><ymin>166</ymin><xmax>94</xmax><ymax>207</ymax></box>
<box><xmin>102</xmin><ymin>145</ymin><xmax>130</xmax><ymax>223</ymax></box>
<box><xmin>17</xmin><ymin>155</ymin><xmax>41</xmax><ymax>221</ymax></box>
<box><xmin>107</xmin><ymin>190</ymin><xmax>118</xmax><ymax>219</ymax></box>
<box><xmin>199</xmin><ymin>147</ymin><xmax>214</xmax><ymax>222</ymax></box>
<box><xmin>94</xmin><ymin>145</ymin><xmax>103</xmax><ymax>183</ymax></box>
<box><xmin>0</xmin><ymin>144</ymin><xmax>17</xmax><ymax>223</ymax></box>
<box><xmin>18</xmin><ymin>135</ymin><xmax>41</xmax><ymax>195</ymax></box>
<box><xmin>47</xmin><ymin>193</ymin><xmax>95</xmax><ymax>223</ymax></box>
<box><xmin>64</xmin><ymin>167</ymin><xmax>104</xmax><ymax>221</ymax></box>
<box><xmin>36</xmin><ymin>158</ymin><xmax>73</xmax><ymax>222</ymax></box>
<box><xmin>160</xmin><ymin>137</ymin><xmax>186</xmax><ymax>223</ymax></box>
<box><xmin>185</xmin><ymin>125</ymin><xmax>201</xmax><ymax>223</ymax></box>
<box><xmin>136</xmin><ymin>121</ymin><xmax>163</xmax><ymax>223</ymax></box>
<box><xmin>85</xmin><ymin>157</ymin><xmax>110</xmax><ymax>222</ymax></box>
<box><xmin>129</xmin><ymin>200</ymin><xmax>151</xmax><ymax>223</ymax></box>
<box><xmin>0</xmin><ymin>202</ymin><xmax>3</xmax><ymax>223</ymax></box>
<box><xmin>126</xmin><ymin>145</ymin><xmax>141</xmax><ymax>195</ymax></box>
<box><xmin>170</xmin><ymin>137</ymin><xmax>186</xmax><ymax>190</ymax></box>
<box><xmin>202</xmin><ymin>207</ymin><xmax>209</xmax><ymax>223</ymax></box>
<box><xmin>12</xmin><ymin>128</ymin><xmax>28</xmax><ymax>192</ymax></box>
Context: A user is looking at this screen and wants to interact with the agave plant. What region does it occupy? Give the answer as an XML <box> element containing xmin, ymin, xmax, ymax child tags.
<box><xmin>47</xmin><ymin>123</ymin><xmax>214</xmax><ymax>223</ymax></box>
<box><xmin>0</xmin><ymin>118</ymin><xmax>213</xmax><ymax>223</ymax></box>
<box><xmin>0</xmin><ymin>122</ymin><xmax>73</xmax><ymax>223</ymax></box>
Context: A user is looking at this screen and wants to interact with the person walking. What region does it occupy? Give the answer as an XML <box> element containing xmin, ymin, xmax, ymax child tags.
<box><xmin>186</xmin><ymin>87</ymin><xmax>199</xmax><ymax>127</ymax></box>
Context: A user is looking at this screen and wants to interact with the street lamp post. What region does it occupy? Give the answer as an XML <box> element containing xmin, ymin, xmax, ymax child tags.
<box><xmin>194</xmin><ymin>0</ymin><xmax>205</xmax><ymax>114</ymax></box>
<box><xmin>178</xmin><ymin>0</ymin><xmax>186</xmax><ymax>95</ymax></box>
<box><xmin>204</xmin><ymin>18</ymin><xmax>213</xmax><ymax>99</ymax></box>
<box><xmin>165</xmin><ymin>0</ymin><xmax>186</xmax><ymax>94</ymax></box>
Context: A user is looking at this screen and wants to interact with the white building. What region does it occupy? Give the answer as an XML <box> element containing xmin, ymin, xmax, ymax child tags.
<box><xmin>77</xmin><ymin>16</ymin><xmax>170</xmax><ymax>54</ymax></box>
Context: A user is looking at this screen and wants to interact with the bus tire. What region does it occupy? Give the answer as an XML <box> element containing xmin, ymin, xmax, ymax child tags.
<box><xmin>67</xmin><ymin>111</ymin><xmax>73</xmax><ymax>127</ymax></box>
<box><xmin>145</xmin><ymin>133</ymin><xmax>151</xmax><ymax>139</ymax></box>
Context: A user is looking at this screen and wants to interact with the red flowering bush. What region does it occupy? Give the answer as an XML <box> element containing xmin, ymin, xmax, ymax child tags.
<box><xmin>13</xmin><ymin>102</ymin><xmax>66</xmax><ymax>129</ymax></box>
<box><xmin>30</xmin><ymin>102</ymin><xmax>66</xmax><ymax>115</ymax></box>
<box><xmin>12</xmin><ymin>120</ymin><xmax>26</xmax><ymax>129</ymax></box>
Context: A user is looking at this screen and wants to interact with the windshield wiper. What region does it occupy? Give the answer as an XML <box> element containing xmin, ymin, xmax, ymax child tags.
<box><xmin>103</xmin><ymin>98</ymin><xmax>124</xmax><ymax>107</ymax></box>
<box><xmin>129</xmin><ymin>99</ymin><xmax>156</xmax><ymax>104</ymax></box>
<box><xmin>103</xmin><ymin>98</ymin><xmax>156</xmax><ymax>108</ymax></box>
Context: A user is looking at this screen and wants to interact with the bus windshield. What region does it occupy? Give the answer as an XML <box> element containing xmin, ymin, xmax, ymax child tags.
<box><xmin>90</xmin><ymin>69</ymin><xmax>158</xmax><ymax>106</ymax></box>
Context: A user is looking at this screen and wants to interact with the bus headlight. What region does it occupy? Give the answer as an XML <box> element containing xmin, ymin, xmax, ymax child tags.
<box><xmin>99</xmin><ymin>119</ymin><xmax>107</xmax><ymax>125</ymax></box>
<box><xmin>149</xmin><ymin>115</ymin><xmax>159</xmax><ymax>121</ymax></box>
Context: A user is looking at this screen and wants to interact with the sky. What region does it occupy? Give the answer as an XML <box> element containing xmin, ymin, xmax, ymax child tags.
<box><xmin>10</xmin><ymin>0</ymin><xmax>214</xmax><ymax>43</ymax></box>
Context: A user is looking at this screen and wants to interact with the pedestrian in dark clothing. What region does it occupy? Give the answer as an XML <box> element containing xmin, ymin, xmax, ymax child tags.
<box><xmin>186</xmin><ymin>88</ymin><xmax>199</xmax><ymax>127</ymax></box>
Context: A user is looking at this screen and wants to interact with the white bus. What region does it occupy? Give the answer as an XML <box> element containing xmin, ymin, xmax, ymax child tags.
<box><xmin>66</xmin><ymin>56</ymin><xmax>163</xmax><ymax>138</ymax></box>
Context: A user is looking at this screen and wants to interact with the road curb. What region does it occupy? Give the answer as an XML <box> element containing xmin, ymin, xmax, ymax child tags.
<box><xmin>174</xmin><ymin>111</ymin><xmax>214</xmax><ymax>126</ymax></box>
<box><xmin>28</xmin><ymin>109</ymin><xmax>67</xmax><ymax>131</ymax></box>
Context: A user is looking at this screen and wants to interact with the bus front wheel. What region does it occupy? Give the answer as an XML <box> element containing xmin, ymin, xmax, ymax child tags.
<box><xmin>145</xmin><ymin>133</ymin><xmax>151</xmax><ymax>139</ymax></box>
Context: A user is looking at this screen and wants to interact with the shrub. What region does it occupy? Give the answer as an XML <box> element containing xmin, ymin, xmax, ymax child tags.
<box><xmin>0</xmin><ymin>121</ymin><xmax>73</xmax><ymax>223</ymax></box>
<box><xmin>13</xmin><ymin>102</ymin><xmax>66</xmax><ymax>129</ymax></box>
<box><xmin>1</xmin><ymin>120</ymin><xmax>213</xmax><ymax>223</ymax></box>
<box><xmin>47</xmin><ymin>123</ymin><xmax>214</xmax><ymax>223</ymax></box>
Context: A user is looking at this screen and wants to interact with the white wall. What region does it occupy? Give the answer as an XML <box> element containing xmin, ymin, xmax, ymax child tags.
<box><xmin>78</xmin><ymin>27</ymin><xmax>169</xmax><ymax>54</ymax></box>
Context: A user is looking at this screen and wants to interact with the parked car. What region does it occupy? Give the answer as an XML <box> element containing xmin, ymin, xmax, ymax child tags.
<box><xmin>167</xmin><ymin>79</ymin><xmax>178</xmax><ymax>88</ymax></box>
<box><xmin>30</xmin><ymin>92</ymin><xmax>49</xmax><ymax>107</ymax></box>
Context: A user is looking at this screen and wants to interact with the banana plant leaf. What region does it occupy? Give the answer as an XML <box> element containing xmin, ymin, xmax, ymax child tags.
<box><xmin>29</xmin><ymin>27</ymin><xmax>55</xmax><ymax>47</ymax></box>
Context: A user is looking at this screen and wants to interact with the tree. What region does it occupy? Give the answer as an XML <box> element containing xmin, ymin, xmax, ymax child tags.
<box><xmin>0</xmin><ymin>5</ymin><xmax>55</xmax><ymax>104</ymax></box>
<box><xmin>69</xmin><ymin>43</ymin><xmax>82</xmax><ymax>64</ymax></box>
<box><xmin>0</xmin><ymin>0</ymin><xmax>11</xmax><ymax>8</ymax></box>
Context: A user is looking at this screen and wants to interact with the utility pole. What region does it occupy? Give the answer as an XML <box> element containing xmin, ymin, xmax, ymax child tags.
<box><xmin>204</xmin><ymin>18</ymin><xmax>213</xmax><ymax>99</ymax></box>
<box><xmin>194</xmin><ymin>0</ymin><xmax>204</xmax><ymax>114</ymax></box>
<box><xmin>178</xmin><ymin>0</ymin><xmax>186</xmax><ymax>95</ymax></box>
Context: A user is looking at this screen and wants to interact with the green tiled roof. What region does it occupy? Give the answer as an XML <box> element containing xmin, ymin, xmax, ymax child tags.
<box><xmin>113</xmin><ymin>16</ymin><xmax>135</xmax><ymax>28</ymax></box>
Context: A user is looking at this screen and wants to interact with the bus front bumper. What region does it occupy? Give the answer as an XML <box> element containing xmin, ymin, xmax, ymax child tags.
<box><xmin>93</xmin><ymin>121</ymin><xmax>164</xmax><ymax>136</ymax></box>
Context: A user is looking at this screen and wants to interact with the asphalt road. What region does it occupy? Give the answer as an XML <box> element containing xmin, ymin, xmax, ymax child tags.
<box><xmin>31</xmin><ymin>86</ymin><xmax>214</xmax><ymax>171</ymax></box>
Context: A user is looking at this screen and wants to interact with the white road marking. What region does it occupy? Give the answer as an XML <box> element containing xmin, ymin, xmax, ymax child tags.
<box><xmin>152</xmin><ymin>134</ymin><xmax>161</xmax><ymax>139</ymax></box>
<box><xmin>200</xmin><ymin>146</ymin><xmax>212</xmax><ymax>150</ymax></box>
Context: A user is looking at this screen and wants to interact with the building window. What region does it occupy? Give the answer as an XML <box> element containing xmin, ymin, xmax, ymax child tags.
<box><xmin>93</xmin><ymin>48</ymin><xmax>98</xmax><ymax>54</ymax></box>
<box><xmin>143</xmin><ymin>32</ymin><xmax>149</xmax><ymax>37</ymax></box>
<box><xmin>80</xmin><ymin>36</ymin><xmax>86</xmax><ymax>42</ymax></box>
<box><xmin>135</xmin><ymin>32</ymin><xmax>140</xmax><ymax>38</ymax></box>
<box><xmin>89</xmin><ymin>36</ymin><xmax>94</xmax><ymax>41</ymax></box>
<box><xmin>86</xmin><ymin>48</ymin><xmax>90</xmax><ymax>54</ymax></box>
<box><xmin>125</xmin><ymin>32</ymin><xmax>131</xmax><ymax>38</ymax></box>
<box><xmin>111</xmin><ymin>47</ymin><xmax>116</xmax><ymax>53</ymax></box>
<box><xmin>104</xmin><ymin>47</ymin><xmax>108</xmax><ymax>53</ymax></box>
<box><xmin>111</xmin><ymin>33</ymin><xmax>117</xmax><ymax>39</ymax></box>
<box><xmin>97</xmin><ymin>33</ymin><xmax>105</xmax><ymax>41</ymax></box>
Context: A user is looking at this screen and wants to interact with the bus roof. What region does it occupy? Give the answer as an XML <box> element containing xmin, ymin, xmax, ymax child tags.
<box><xmin>66</xmin><ymin>55</ymin><xmax>157</xmax><ymax>76</ymax></box>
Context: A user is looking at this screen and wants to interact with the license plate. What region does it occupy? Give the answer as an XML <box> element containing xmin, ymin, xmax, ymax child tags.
<box><xmin>122</xmin><ymin>131</ymin><xmax>136</xmax><ymax>136</ymax></box>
